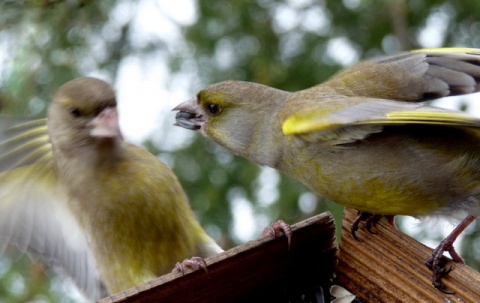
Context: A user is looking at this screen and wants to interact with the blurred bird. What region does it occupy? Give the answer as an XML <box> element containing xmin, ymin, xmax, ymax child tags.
<box><xmin>174</xmin><ymin>48</ymin><xmax>480</xmax><ymax>292</ymax></box>
<box><xmin>0</xmin><ymin>77</ymin><xmax>223</xmax><ymax>300</ymax></box>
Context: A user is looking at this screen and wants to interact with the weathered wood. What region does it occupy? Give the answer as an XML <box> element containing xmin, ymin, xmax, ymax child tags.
<box><xmin>99</xmin><ymin>212</ymin><xmax>337</xmax><ymax>303</ymax></box>
<box><xmin>337</xmin><ymin>208</ymin><xmax>480</xmax><ymax>303</ymax></box>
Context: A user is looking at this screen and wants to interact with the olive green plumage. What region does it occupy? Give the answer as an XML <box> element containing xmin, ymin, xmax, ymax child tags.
<box><xmin>175</xmin><ymin>48</ymin><xmax>480</xmax><ymax>218</ymax></box>
<box><xmin>174</xmin><ymin>47</ymin><xmax>480</xmax><ymax>291</ymax></box>
<box><xmin>0</xmin><ymin>77</ymin><xmax>222</xmax><ymax>299</ymax></box>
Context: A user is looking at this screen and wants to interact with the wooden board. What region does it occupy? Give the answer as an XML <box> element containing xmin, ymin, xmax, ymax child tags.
<box><xmin>337</xmin><ymin>208</ymin><xmax>480</xmax><ymax>303</ymax></box>
<box><xmin>99</xmin><ymin>212</ymin><xmax>337</xmax><ymax>303</ymax></box>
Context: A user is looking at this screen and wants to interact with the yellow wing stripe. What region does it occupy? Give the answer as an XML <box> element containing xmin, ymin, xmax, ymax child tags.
<box><xmin>282</xmin><ymin>113</ymin><xmax>339</xmax><ymax>135</ymax></box>
<box><xmin>283</xmin><ymin>111</ymin><xmax>480</xmax><ymax>135</ymax></box>
<box><xmin>6</xmin><ymin>118</ymin><xmax>48</xmax><ymax>130</ymax></box>
<box><xmin>411</xmin><ymin>47</ymin><xmax>480</xmax><ymax>54</ymax></box>
<box><xmin>382</xmin><ymin>111</ymin><xmax>480</xmax><ymax>124</ymax></box>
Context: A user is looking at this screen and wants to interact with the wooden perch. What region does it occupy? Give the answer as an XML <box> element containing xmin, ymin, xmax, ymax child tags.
<box><xmin>99</xmin><ymin>212</ymin><xmax>337</xmax><ymax>303</ymax></box>
<box><xmin>336</xmin><ymin>208</ymin><xmax>480</xmax><ymax>303</ymax></box>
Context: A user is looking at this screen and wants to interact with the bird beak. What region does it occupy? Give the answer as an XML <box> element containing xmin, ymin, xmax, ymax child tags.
<box><xmin>173</xmin><ymin>98</ymin><xmax>204</xmax><ymax>131</ymax></box>
<box><xmin>89</xmin><ymin>106</ymin><xmax>123</xmax><ymax>139</ymax></box>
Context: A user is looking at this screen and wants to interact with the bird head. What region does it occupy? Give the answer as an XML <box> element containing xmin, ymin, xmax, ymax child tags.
<box><xmin>47</xmin><ymin>77</ymin><xmax>123</xmax><ymax>156</ymax></box>
<box><xmin>174</xmin><ymin>80</ymin><xmax>289</xmax><ymax>158</ymax></box>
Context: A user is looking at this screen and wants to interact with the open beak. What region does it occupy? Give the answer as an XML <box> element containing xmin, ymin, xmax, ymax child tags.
<box><xmin>173</xmin><ymin>98</ymin><xmax>204</xmax><ymax>131</ymax></box>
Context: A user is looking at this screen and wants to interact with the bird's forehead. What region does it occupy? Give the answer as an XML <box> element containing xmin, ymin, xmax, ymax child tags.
<box><xmin>54</xmin><ymin>77</ymin><xmax>116</xmax><ymax>108</ymax></box>
<box><xmin>198</xmin><ymin>90</ymin><xmax>238</xmax><ymax>110</ymax></box>
<box><xmin>55</xmin><ymin>94</ymin><xmax>116</xmax><ymax>115</ymax></box>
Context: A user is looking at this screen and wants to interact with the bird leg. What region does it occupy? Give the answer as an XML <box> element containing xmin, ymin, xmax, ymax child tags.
<box><xmin>173</xmin><ymin>256</ymin><xmax>208</xmax><ymax>275</ymax></box>
<box><xmin>350</xmin><ymin>211</ymin><xmax>396</xmax><ymax>240</ymax></box>
<box><xmin>425</xmin><ymin>215</ymin><xmax>476</xmax><ymax>294</ymax></box>
<box><xmin>262</xmin><ymin>220</ymin><xmax>292</xmax><ymax>250</ymax></box>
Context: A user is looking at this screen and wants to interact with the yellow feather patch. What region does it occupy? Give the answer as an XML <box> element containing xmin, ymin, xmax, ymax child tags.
<box><xmin>411</xmin><ymin>47</ymin><xmax>480</xmax><ymax>54</ymax></box>
<box><xmin>7</xmin><ymin>118</ymin><xmax>48</xmax><ymax>130</ymax></box>
<box><xmin>199</xmin><ymin>90</ymin><xmax>231</xmax><ymax>109</ymax></box>
<box><xmin>356</xmin><ymin>111</ymin><xmax>480</xmax><ymax>126</ymax></box>
<box><xmin>282</xmin><ymin>110</ymin><xmax>338</xmax><ymax>135</ymax></box>
<box><xmin>283</xmin><ymin>110</ymin><xmax>480</xmax><ymax>136</ymax></box>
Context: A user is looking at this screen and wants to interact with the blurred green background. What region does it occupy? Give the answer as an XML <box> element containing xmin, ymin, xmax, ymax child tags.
<box><xmin>1</xmin><ymin>0</ymin><xmax>480</xmax><ymax>302</ymax></box>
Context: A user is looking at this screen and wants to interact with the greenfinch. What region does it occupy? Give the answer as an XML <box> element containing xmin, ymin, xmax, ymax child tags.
<box><xmin>0</xmin><ymin>77</ymin><xmax>223</xmax><ymax>300</ymax></box>
<box><xmin>174</xmin><ymin>48</ymin><xmax>480</xmax><ymax>292</ymax></box>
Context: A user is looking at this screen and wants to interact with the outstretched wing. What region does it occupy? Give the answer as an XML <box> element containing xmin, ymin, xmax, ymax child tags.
<box><xmin>282</xmin><ymin>98</ymin><xmax>480</xmax><ymax>144</ymax></box>
<box><xmin>0</xmin><ymin>119</ymin><xmax>106</xmax><ymax>299</ymax></box>
<box><xmin>319</xmin><ymin>48</ymin><xmax>480</xmax><ymax>101</ymax></box>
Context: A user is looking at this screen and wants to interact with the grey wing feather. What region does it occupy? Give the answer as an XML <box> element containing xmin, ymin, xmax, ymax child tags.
<box><xmin>374</xmin><ymin>50</ymin><xmax>480</xmax><ymax>100</ymax></box>
<box><xmin>0</xmin><ymin>118</ymin><xmax>106</xmax><ymax>300</ymax></box>
<box><xmin>294</xmin><ymin>98</ymin><xmax>478</xmax><ymax>145</ymax></box>
<box><xmin>0</xmin><ymin>118</ymin><xmax>51</xmax><ymax>172</ymax></box>
<box><xmin>0</xmin><ymin>176</ymin><xmax>106</xmax><ymax>299</ymax></box>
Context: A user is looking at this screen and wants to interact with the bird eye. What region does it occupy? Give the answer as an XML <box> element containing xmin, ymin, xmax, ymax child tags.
<box><xmin>70</xmin><ymin>108</ymin><xmax>82</xmax><ymax>118</ymax></box>
<box><xmin>206</xmin><ymin>103</ymin><xmax>220</xmax><ymax>114</ymax></box>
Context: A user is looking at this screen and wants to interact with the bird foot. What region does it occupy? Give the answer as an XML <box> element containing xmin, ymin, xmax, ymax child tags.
<box><xmin>424</xmin><ymin>234</ymin><xmax>465</xmax><ymax>294</ymax></box>
<box><xmin>425</xmin><ymin>254</ymin><xmax>454</xmax><ymax>294</ymax></box>
<box><xmin>173</xmin><ymin>256</ymin><xmax>208</xmax><ymax>275</ymax></box>
<box><xmin>423</xmin><ymin>214</ymin><xmax>475</xmax><ymax>293</ymax></box>
<box><xmin>262</xmin><ymin>220</ymin><xmax>292</xmax><ymax>250</ymax></box>
<box><xmin>350</xmin><ymin>211</ymin><xmax>396</xmax><ymax>240</ymax></box>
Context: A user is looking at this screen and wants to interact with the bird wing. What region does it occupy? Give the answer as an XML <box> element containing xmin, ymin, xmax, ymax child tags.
<box><xmin>0</xmin><ymin>118</ymin><xmax>51</xmax><ymax>171</ymax></box>
<box><xmin>0</xmin><ymin>120</ymin><xmax>105</xmax><ymax>299</ymax></box>
<box><xmin>282</xmin><ymin>98</ymin><xmax>480</xmax><ymax>144</ymax></box>
<box><xmin>320</xmin><ymin>48</ymin><xmax>480</xmax><ymax>101</ymax></box>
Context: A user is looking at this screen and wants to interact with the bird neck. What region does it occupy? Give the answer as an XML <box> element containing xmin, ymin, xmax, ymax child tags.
<box><xmin>53</xmin><ymin>137</ymin><xmax>125</xmax><ymax>178</ymax></box>
<box><xmin>232</xmin><ymin>110</ymin><xmax>287</xmax><ymax>169</ymax></box>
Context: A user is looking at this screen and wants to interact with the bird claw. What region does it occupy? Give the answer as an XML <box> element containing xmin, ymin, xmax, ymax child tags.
<box><xmin>350</xmin><ymin>211</ymin><xmax>396</xmax><ymax>240</ymax></box>
<box><xmin>365</xmin><ymin>214</ymin><xmax>382</xmax><ymax>234</ymax></box>
<box><xmin>173</xmin><ymin>256</ymin><xmax>208</xmax><ymax>276</ymax></box>
<box><xmin>425</xmin><ymin>243</ymin><xmax>458</xmax><ymax>294</ymax></box>
<box><xmin>423</xmin><ymin>215</ymin><xmax>477</xmax><ymax>294</ymax></box>
<box><xmin>426</xmin><ymin>256</ymin><xmax>454</xmax><ymax>294</ymax></box>
<box><xmin>262</xmin><ymin>220</ymin><xmax>292</xmax><ymax>250</ymax></box>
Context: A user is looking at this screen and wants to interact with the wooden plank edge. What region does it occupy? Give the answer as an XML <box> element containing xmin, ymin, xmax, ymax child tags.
<box><xmin>99</xmin><ymin>211</ymin><xmax>338</xmax><ymax>303</ymax></box>
<box><xmin>336</xmin><ymin>208</ymin><xmax>480</xmax><ymax>303</ymax></box>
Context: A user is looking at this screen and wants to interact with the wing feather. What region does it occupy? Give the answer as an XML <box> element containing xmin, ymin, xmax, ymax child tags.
<box><xmin>283</xmin><ymin>98</ymin><xmax>480</xmax><ymax>145</ymax></box>
<box><xmin>0</xmin><ymin>120</ymin><xmax>106</xmax><ymax>299</ymax></box>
